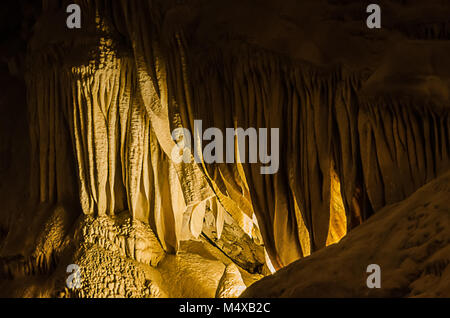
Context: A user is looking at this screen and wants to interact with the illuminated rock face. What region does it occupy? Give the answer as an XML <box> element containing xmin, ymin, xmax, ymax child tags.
<box><xmin>242</xmin><ymin>170</ymin><xmax>450</xmax><ymax>297</ymax></box>
<box><xmin>0</xmin><ymin>0</ymin><xmax>449</xmax><ymax>297</ymax></box>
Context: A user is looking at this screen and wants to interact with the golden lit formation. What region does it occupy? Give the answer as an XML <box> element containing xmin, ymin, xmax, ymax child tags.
<box><xmin>0</xmin><ymin>0</ymin><xmax>449</xmax><ymax>299</ymax></box>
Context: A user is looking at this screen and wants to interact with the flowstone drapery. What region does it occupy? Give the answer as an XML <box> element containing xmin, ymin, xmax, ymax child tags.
<box><xmin>0</xmin><ymin>0</ymin><xmax>449</xmax><ymax>297</ymax></box>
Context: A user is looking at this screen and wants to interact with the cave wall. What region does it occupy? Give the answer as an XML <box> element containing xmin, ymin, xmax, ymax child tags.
<box><xmin>1</xmin><ymin>0</ymin><xmax>450</xmax><ymax>288</ymax></box>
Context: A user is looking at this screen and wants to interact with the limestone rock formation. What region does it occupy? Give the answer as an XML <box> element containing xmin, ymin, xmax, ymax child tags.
<box><xmin>242</xmin><ymin>170</ymin><xmax>450</xmax><ymax>297</ymax></box>
<box><xmin>216</xmin><ymin>264</ymin><xmax>247</xmax><ymax>298</ymax></box>
<box><xmin>0</xmin><ymin>0</ymin><xmax>449</xmax><ymax>297</ymax></box>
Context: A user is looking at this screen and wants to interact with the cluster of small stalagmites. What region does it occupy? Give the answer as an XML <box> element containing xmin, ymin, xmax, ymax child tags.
<box><xmin>0</xmin><ymin>251</ymin><xmax>57</xmax><ymax>279</ymax></box>
<box><xmin>80</xmin><ymin>212</ymin><xmax>165</xmax><ymax>268</ymax></box>
<box><xmin>54</xmin><ymin>212</ymin><xmax>167</xmax><ymax>298</ymax></box>
<box><xmin>59</xmin><ymin>245</ymin><xmax>162</xmax><ymax>298</ymax></box>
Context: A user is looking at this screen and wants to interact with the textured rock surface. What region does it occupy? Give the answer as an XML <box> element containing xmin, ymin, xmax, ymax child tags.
<box><xmin>242</xmin><ymin>170</ymin><xmax>450</xmax><ymax>297</ymax></box>
<box><xmin>0</xmin><ymin>0</ymin><xmax>449</xmax><ymax>297</ymax></box>
<box><xmin>20</xmin><ymin>0</ymin><xmax>449</xmax><ymax>269</ymax></box>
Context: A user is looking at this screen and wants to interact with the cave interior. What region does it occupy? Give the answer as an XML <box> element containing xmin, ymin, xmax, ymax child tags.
<box><xmin>0</xmin><ymin>0</ymin><xmax>449</xmax><ymax>298</ymax></box>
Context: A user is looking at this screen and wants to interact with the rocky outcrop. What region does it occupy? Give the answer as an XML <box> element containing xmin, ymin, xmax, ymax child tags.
<box><xmin>242</xmin><ymin>170</ymin><xmax>450</xmax><ymax>297</ymax></box>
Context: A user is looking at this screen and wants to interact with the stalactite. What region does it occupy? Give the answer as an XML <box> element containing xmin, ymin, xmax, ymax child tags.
<box><xmin>358</xmin><ymin>97</ymin><xmax>450</xmax><ymax>211</ymax></box>
<box><xmin>24</xmin><ymin>0</ymin><xmax>450</xmax><ymax>274</ymax></box>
